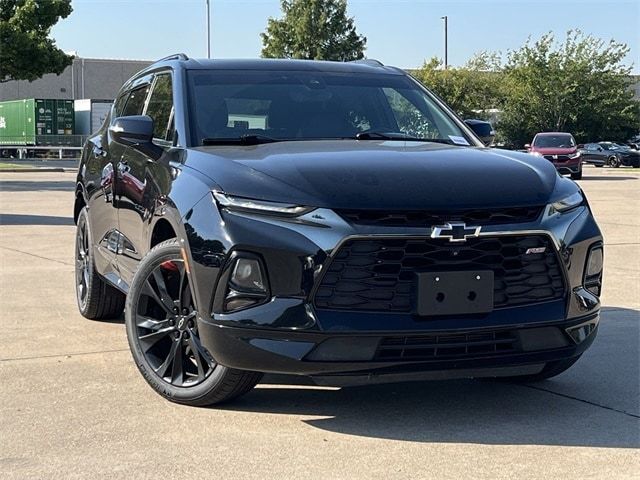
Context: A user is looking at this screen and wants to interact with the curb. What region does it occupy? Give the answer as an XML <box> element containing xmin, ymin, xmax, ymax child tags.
<box><xmin>0</xmin><ymin>167</ymin><xmax>75</xmax><ymax>173</ymax></box>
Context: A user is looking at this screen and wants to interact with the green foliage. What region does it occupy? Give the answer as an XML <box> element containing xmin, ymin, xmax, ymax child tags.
<box><xmin>499</xmin><ymin>31</ymin><xmax>639</xmax><ymax>147</ymax></box>
<box><xmin>0</xmin><ymin>0</ymin><xmax>73</xmax><ymax>83</ymax></box>
<box><xmin>261</xmin><ymin>0</ymin><xmax>366</xmax><ymax>61</ymax></box>
<box><xmin>412</xmin><ymin>55</ymin><xmax>504</xmax><ymax>120</ymax></box>
<box><xmin>413</xmin><ymin>31</ymin><xmax>639</xmax><ymax>147</ymax></box>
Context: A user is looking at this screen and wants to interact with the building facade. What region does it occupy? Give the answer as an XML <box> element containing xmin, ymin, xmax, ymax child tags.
<box><xmin>0</xmin><ymin>57</ymin><xmax>152</xmax><ymax>102</ymax></box>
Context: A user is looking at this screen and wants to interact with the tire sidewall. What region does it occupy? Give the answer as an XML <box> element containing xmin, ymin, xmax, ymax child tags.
<box><xmin>125</xmin><ymin>239</ymin><xmax>229</xmax><ymax>403</ymax></box>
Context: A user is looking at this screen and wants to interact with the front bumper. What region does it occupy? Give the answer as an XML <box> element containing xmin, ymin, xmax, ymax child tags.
<box><xmin>184</xmin><ymin>193</ymin><xmax>603</xmax><ymax>380</ymax></box>
<box><xmin>198</xmin><ymin>312</ymin><xmax>599</xmax><ymax>384</ymax></box>
<box><xmin>553</xmin><ymin>161</ymin><xmax>581</xmax><ymax>174</ymax></box>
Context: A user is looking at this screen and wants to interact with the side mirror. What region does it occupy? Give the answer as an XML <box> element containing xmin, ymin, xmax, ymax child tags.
<box><xmin>109</xmin><ymin>115</ymin><xmax>162</xmax><ymax>159</ymax></box>
<box><xmin>464</xmin><ymin>119</ymin><xmax>495</xmax><ymax>146</ymax></box>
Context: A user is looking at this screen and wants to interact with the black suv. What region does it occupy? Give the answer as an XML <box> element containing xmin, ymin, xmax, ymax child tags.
<box><xmin>74</xmin><ymin>55</ymin><xmax>603</xmax><ymax>406</ymax></box>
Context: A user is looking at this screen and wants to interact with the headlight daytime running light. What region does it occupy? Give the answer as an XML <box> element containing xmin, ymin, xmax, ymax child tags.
<box><xmin>213</xmin><ymin>191</ymin><xmax>315</xmax><ymax>217</ymax></box>
<box><xmin>549</xmin><ymin>191</ymin><xmax>584</xmax><ymax>214</ymax></box>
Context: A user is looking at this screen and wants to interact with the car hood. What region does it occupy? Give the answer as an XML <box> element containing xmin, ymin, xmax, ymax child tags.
<box><xmin>185</xmin><ymin>140</ymin><xmax>561</xmax><ymax>210</ymax></box>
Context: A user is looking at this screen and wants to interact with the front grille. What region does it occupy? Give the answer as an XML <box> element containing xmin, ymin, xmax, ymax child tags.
<box><xmin>313</xmin><ymin>235</ymin><xmax>565</xmax><ymax>313</ymax></box>
<box><xmin>375</xmin><ymin>330</ymin><xmax>519</xmax><ymax>361</ymax></box>
<box><xmin>543</xmin><ymin>155</ymin><xmax>571</xmax><ymax>162</ymax></box>
<box><xmin>336</xmin><ymin>206</ymin><xmax>543</xmax><ymax>228</ymax></box>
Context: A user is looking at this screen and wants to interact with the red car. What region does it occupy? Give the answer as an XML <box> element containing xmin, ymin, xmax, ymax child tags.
<box><xmin>526</xmin><ymin>132</ymin><xmax>582</xmax><ymax>180</ymax></box>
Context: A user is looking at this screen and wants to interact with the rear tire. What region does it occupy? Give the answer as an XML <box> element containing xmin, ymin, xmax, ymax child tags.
<box><xmin>496</xmin><ymin>356</ymin><xmax>582</xmax><ymax>383</ymax></box>
<box><xmin>75</xmin><ymin>207</ymin><xmax>125</xmax><ymax>320</ymax></box>
<box><xmin>125</xmin><ymin>238</ymin><xmax>262</xmax><ymax>406</ymax></box>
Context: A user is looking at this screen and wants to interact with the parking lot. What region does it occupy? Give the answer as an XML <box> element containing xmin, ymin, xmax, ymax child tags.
<box><xmin>0</xmin><ymin>167</ymin><xmax>638</xmax><ymax>479</ymax></box>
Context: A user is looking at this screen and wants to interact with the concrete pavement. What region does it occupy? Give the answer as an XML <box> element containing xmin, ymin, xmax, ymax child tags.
<box><xmin>0</xmin><ymin>167</ymin><xmax>638</xmax><ymax>479</ymax></box>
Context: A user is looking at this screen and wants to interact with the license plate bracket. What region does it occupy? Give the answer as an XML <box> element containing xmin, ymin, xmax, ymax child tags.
<box><xmin>416</xmin><ymin>270</ymin><xmax>494</xmax><ymax>316</ymax></box>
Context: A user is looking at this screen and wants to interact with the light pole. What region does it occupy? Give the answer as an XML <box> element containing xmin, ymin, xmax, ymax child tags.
<box><xmin>441</xmin><ymin>15</ymin><xmax>448</xmax><ymax>70</ymax></box>
<box><xmin>206</xmin><ymin>0</ymin><xmax>211</xmax><ymax>58</ymax></box>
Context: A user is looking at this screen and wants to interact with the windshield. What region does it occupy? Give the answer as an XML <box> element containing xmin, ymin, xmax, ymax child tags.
<box><xmin>186</xmin><ymin>70</ymin><xmax>474</xmax><ymax>146</ymax></box>
<box><xmin>533</xmin><ymin>134</ymin><xmax>576</xmax><ymax>148</ymax></box>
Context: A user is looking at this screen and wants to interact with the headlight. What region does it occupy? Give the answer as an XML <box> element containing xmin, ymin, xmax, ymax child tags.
<box><xmin>549</xmin><ymin>191</ymin><xmax>584</xmax><ymax>214</ymax></box>
<box><xmin>531</xmin><ymin>151</ymin><xmax>543</xmax><ymax>157</ymax></box>
<box><xmin>213</xmin><ymin>191</ymin><xmax>315</xmax><ymax>217</ymax></box>
<box><xmin>568</xmin><ymin>151</ymin><xmax>581</xmax><ymax>159</ymax></box>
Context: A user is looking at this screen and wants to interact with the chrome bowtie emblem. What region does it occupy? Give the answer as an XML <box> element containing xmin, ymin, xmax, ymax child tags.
<box><xmin>431</xmin><ymin>222</ymin><xmax>481</xmax><ymax>242</ymax></box>
<box><xmin>552</xmin><ymin>154</ymin><xmax>558</xmax><ymax>160</ymax></box>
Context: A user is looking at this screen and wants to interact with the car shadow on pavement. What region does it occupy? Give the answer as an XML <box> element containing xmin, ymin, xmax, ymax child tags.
<box><xmin>0</xmin><ymin>180</ymin><xmax>75</xmax><ymax>192</ymax></box>
<box><xmin>0</xmin><ymin>213</ymin><xmax>74</xmax><ymax>226</ymax></box>
<box><xmin>223</xmin><ymin>306</ymin><xmax>639</xmax><ymax>449</ymax></box>
<box><xmin>580</xmin><ymin>175</ymin><xmax>638</xmax><ymax>181</ymax></box>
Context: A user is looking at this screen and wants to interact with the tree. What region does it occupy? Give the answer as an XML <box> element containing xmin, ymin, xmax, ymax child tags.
<box><xmin>412</xmin><ymin>54</ymin><xmax>504</xmax><ymax>120</ymax></box>
<box><xmin>261</xmin><ymin>0</ymin><xmax>366</xmax><ymax>61</ymax></box>
<box><xmin>499</xmin><ymin>31</ymin><xmax>639</xmax><ymax>147</ymax></box>
<box><xmin>0</xmin><ymin>0</ymin><xmax>73</xmax><ymax>83</ymax></box>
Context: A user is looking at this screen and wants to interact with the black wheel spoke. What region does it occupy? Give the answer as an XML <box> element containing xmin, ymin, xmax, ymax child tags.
<box><xmin>137</xmin><ymin>315</ymin><xmax>169</xmax><ymax>330</ymax></box>
<box><xmin>139</xmin><ymin>327</ymin><xmax>174</xmax><ymax>351</ymax></box>
<box><xmin>171</xmin><ymin>338</ymin><xmax>184</xmax><ymax>384</ymax></box>
<box><xmin>142</xmin><ymin>278</ymin><xmax>174</xmax><ymax>315</ymax></box>
<box><xmin>155</xmin><ymin>339</ymin><xmax>179</xmax><ymax>378</ymax></box>
<box><xmin>188</xmin><ymin>336</ymin><xmax>207</xmax><ymax>380</ymax></box>
<box><xmin>152</xmin><ymin>269</ymin><xmax>176</xmax><ymax>312</ymax></box>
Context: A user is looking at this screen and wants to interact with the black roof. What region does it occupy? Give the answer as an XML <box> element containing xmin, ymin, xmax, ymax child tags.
<box><xmin>157</xmin><ymin>56</ymin><xmax>404</xmax><ymax>75</ymax></box>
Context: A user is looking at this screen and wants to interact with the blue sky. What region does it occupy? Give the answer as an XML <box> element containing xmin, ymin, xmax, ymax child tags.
<box><xmin>52</xmin><ymin>0</ymin><xmax>640</xmax><ymax>71</ymax></box>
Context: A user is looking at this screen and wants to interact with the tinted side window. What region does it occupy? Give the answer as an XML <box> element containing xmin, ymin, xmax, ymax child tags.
<box><xmin>145</xmin><ymin>74</ymin><xmax>173</xmax><ymax>141</ymax></box>
<box><xmin>122</xmin><ymin>85</ymin><xmax>149</xmax><ymax>116</ymax></box>
<box><xmin>113</xmin><ymin>92</ymin><xmax>128</xmax><ymax>118</ymax></box>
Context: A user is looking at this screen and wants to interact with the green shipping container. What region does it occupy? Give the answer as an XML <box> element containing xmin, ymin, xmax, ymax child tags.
<box><xmin>0</xmin><ymin>99</ymin><xmax>75</xmax><ymax>145</ymax></box>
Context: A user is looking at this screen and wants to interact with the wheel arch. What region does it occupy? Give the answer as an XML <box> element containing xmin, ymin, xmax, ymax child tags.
<box><xmin>150</xmin><ymin>217</ymin><xmax>178</xmax><ymax>248</ymax></box>
<box><xmin>74</xmin><ymin>182</ymin><xmax>88</xmax><ymax>224</ymax></box>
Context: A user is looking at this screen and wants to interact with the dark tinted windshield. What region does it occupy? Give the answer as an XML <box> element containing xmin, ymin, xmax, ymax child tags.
<box><xmin>187</xmin><ymin>70</ymin><xmax>473</xmax><ymax>146</ymax></box>
<box><xmin>533</xmin><ymin>134</ymin><xmax>576</xmax><ymax>148</ymax></box>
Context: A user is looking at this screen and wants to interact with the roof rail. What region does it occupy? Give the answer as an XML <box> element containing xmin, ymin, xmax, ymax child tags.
<box><xmin>350</xmin><ymin>58</ymin><xmax>384</xmax><ymax>67</ymax></box>
<box><xmin>156</xmin><ymin>53</ymin><xmax>189</xmax><ymax>63</ymax></box>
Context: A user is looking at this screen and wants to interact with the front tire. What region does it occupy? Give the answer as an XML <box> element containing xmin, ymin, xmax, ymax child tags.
<box><xmin>125</xmin><ymin>239</ymin><xmax>262</xmax><ymax>406</ymax></box>
<box><xmin>75</xmin><ymin>207</ymin><xmax>125</xmax><ymax>319</ymax></box>
<box><xmin>570</xmin><ymin>169</ymin><xmax>582</xmax><ymax>180</ymax></box>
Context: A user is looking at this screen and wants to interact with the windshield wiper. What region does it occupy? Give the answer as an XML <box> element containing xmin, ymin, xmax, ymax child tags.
<box><xmin>202</xmin><ymin>134</ymin><xmax>280</xmax><ymax>146</ymax></box>
<box><xmin>354</xmin><ymin>131</ymin><xmax>454</xmax><ymax>144</ymax></box>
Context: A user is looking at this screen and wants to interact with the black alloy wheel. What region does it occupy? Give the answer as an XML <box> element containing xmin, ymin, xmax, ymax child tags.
<box><xmin>608</xmin><ymin>155</ymin><xmax>620</xmax><ymax>168</ymax></box>
<box><xmin>126</xmin><ymin>239</ymin><xmax>263</xmax><ymax>405</ymax></box>
<box><xmin>76</xmin><ymin>217</ymin><xmax>90</xmax><ymax>311</ymax></box>
<box><xmin>133</xmin><ymin>254</ymin><xmax>214</xmax><ymax>387</ymax></box>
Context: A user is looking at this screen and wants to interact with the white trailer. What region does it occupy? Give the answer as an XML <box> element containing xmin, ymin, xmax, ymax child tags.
<box><xmin>74</xmin><ymin>99</ymin><xmax>113</xmax><ymax>136</ymax></box>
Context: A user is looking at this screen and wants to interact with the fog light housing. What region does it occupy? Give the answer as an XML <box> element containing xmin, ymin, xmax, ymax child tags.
<box><xmin>221</xmin><ymin>255</ymin><xmax>269</xmax><ymax>313</ymax></box>
<box><xmin>584</xmin><ymin>245</ymin><xmax>603</xmax><ymax>296</ymax></box>
<box><xmin>231</xmin><ymin>258</ymin><xmax>265</xmax><ymax>292</ymax></box>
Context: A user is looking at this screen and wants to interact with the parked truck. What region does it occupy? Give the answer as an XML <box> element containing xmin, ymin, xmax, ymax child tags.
<box><xmin>74</xmin><ymin>99</ymin><xmax>113</xmax><ymax>136</ymax></box>
<box><xmin>0</xmin><ymin>99</ymin><xmax>78</xmax><ymax>146</ymax></box>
